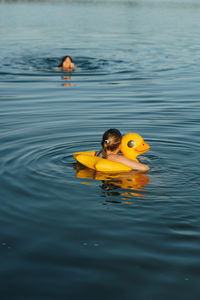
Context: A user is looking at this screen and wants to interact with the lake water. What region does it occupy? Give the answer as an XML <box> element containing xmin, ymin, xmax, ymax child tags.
<box><xmin>0</xmin><ymin>0</ymin><xmax>200</xmax><ymax>299</ymax></box>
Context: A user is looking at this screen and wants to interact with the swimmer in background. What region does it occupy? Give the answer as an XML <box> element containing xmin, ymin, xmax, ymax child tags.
<box><xmin>96</xmin><ymin>128</ymin><xmax>150</xmax><ymax>172</ymax></box>
<box><xmin>59</xmin><ymin>56</ymin><xmax>75</xmax><ymax>71</ymax></box>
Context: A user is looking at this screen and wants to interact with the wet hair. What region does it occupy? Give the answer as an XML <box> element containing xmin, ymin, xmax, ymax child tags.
<box><xmin>101</xmin><ymin>128</ymin><xmax>122</xmax><ymax>153</ymax></box>
<box><xmin>58</xmin><ymin>56</ymin><xmax>73</xmax><ymax>67</ymax></box>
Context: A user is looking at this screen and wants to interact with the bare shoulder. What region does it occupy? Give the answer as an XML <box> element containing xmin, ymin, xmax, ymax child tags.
<box><xmin>107</xmin><ymin>154</ymin><xmax>122</xmax><ymax>162</ymax></box>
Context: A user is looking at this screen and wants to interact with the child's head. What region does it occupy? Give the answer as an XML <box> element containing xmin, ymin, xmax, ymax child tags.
<box><xmin>59</xmin><ymin>56</ymin><xmax>75</xmax><ymax>70</ymax></box>
<box><xmin>101</xmin><ymin>128</ymin><xmax>122</xmax><ymax>153</ymax></box>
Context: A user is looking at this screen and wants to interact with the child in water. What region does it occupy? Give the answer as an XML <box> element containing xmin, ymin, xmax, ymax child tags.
<box><xmin>59</xmin><ymin>56</ymin><xmax>75</xmax><ymax>71</ymax></box>
<box><xmin>96</xmin><ymin>128</ymin><xmax>150</xmax><ymax>172</ymax></box>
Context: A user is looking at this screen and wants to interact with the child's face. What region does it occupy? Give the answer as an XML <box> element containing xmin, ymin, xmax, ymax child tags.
<box><xmin>62</xmin><ymin>57</ymin><xmax>74</xmax><ymax>70</ymax></box>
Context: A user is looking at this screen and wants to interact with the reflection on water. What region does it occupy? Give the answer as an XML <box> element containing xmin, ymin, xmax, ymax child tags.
<box><xmin>62</xmin><ymin>76</ymin><xmax>72</xmax><ymax>86</ymax></box>
<box><xmin>74</xmin><ymin>163</ymin><xmax>149</xmax><ymax>202</ymax></box>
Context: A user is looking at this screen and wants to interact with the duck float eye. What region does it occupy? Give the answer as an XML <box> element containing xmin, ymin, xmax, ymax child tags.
<box><xmin>127</xmin><ymin>140</ymin><xmax>135</xmax><ymax>148</ymax></box>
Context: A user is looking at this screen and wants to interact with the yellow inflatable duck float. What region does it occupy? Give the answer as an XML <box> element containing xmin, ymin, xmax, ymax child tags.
<box><xmin>73</xmin><ymin>133</ymin><xmax>150</xmax><ymax>173</ymax></box>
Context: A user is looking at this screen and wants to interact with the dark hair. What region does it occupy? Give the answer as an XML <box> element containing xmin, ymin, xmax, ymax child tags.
<box><xmin>101</xmin><ymin>128</ymin><xmax>122</xmax><ymax>153</ymax></box>
<box><xmin>58</xmin><ymin>56</ymin><xmax>73</xmax><ymax>67</ymax></box>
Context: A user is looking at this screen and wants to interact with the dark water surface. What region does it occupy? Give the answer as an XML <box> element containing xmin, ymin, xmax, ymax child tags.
<box><xmin>0</xmin><ymin>0</ymin><xmax>200</xmax><ymax>299</ymax></box>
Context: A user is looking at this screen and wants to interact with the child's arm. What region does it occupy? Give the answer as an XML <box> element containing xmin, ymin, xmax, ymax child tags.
<box><xmin>107</xmin><ymin>154</ymin><xmax>150</xmax><ymax>172</ymax></box>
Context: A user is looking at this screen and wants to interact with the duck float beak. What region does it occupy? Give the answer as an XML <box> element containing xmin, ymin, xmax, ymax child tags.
<box><xmin>120</xmin><ymin>133</ymin><xmax>150</xmax><ymax>161</ymax></box>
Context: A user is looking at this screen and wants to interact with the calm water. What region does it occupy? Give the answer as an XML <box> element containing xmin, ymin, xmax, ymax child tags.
<box><xmin>0</xmin><ymin>0</ymin><xmax>200</xmax><ymax>299</ymax></box>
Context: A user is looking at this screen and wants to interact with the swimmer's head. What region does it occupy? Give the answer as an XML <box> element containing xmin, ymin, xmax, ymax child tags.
<box><xmin>101</xmin><ymin>128</ymin><xmax>122</xmax><ymax>153</ymax></box>
<box><xmin>59</xmin><ymin>56</ymin><xmax>75</xmax><ymax>70</ymax></box>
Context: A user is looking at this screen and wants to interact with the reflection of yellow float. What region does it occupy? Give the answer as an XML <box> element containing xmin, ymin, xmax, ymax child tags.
<box><xmin>74</xmin><ymin>165</ymin><xmax>149</xmax><ymax>193</ymax></box>
<box><xmin>73</xmin><ymin>133</ymin><xmax>150</xmax><ymax>172</ymax></box>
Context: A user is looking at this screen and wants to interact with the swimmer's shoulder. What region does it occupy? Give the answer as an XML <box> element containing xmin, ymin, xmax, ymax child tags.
<box><xmin>95</xmin><ymin>149</ymin><xmax>106</xmax><ymax>158</ymax></box>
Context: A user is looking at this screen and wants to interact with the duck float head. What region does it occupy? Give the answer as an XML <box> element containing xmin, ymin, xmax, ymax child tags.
<box><xmin>120</xmin><ymin>133</ymin><xmax>150</xmax><ymax>162</ymax></box>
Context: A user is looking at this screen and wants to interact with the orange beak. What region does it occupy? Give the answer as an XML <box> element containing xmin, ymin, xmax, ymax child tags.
<box><xmin>135</xmin><ymin>141</ymin><xmax>150</xmax><ymax>154</ymax></box>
